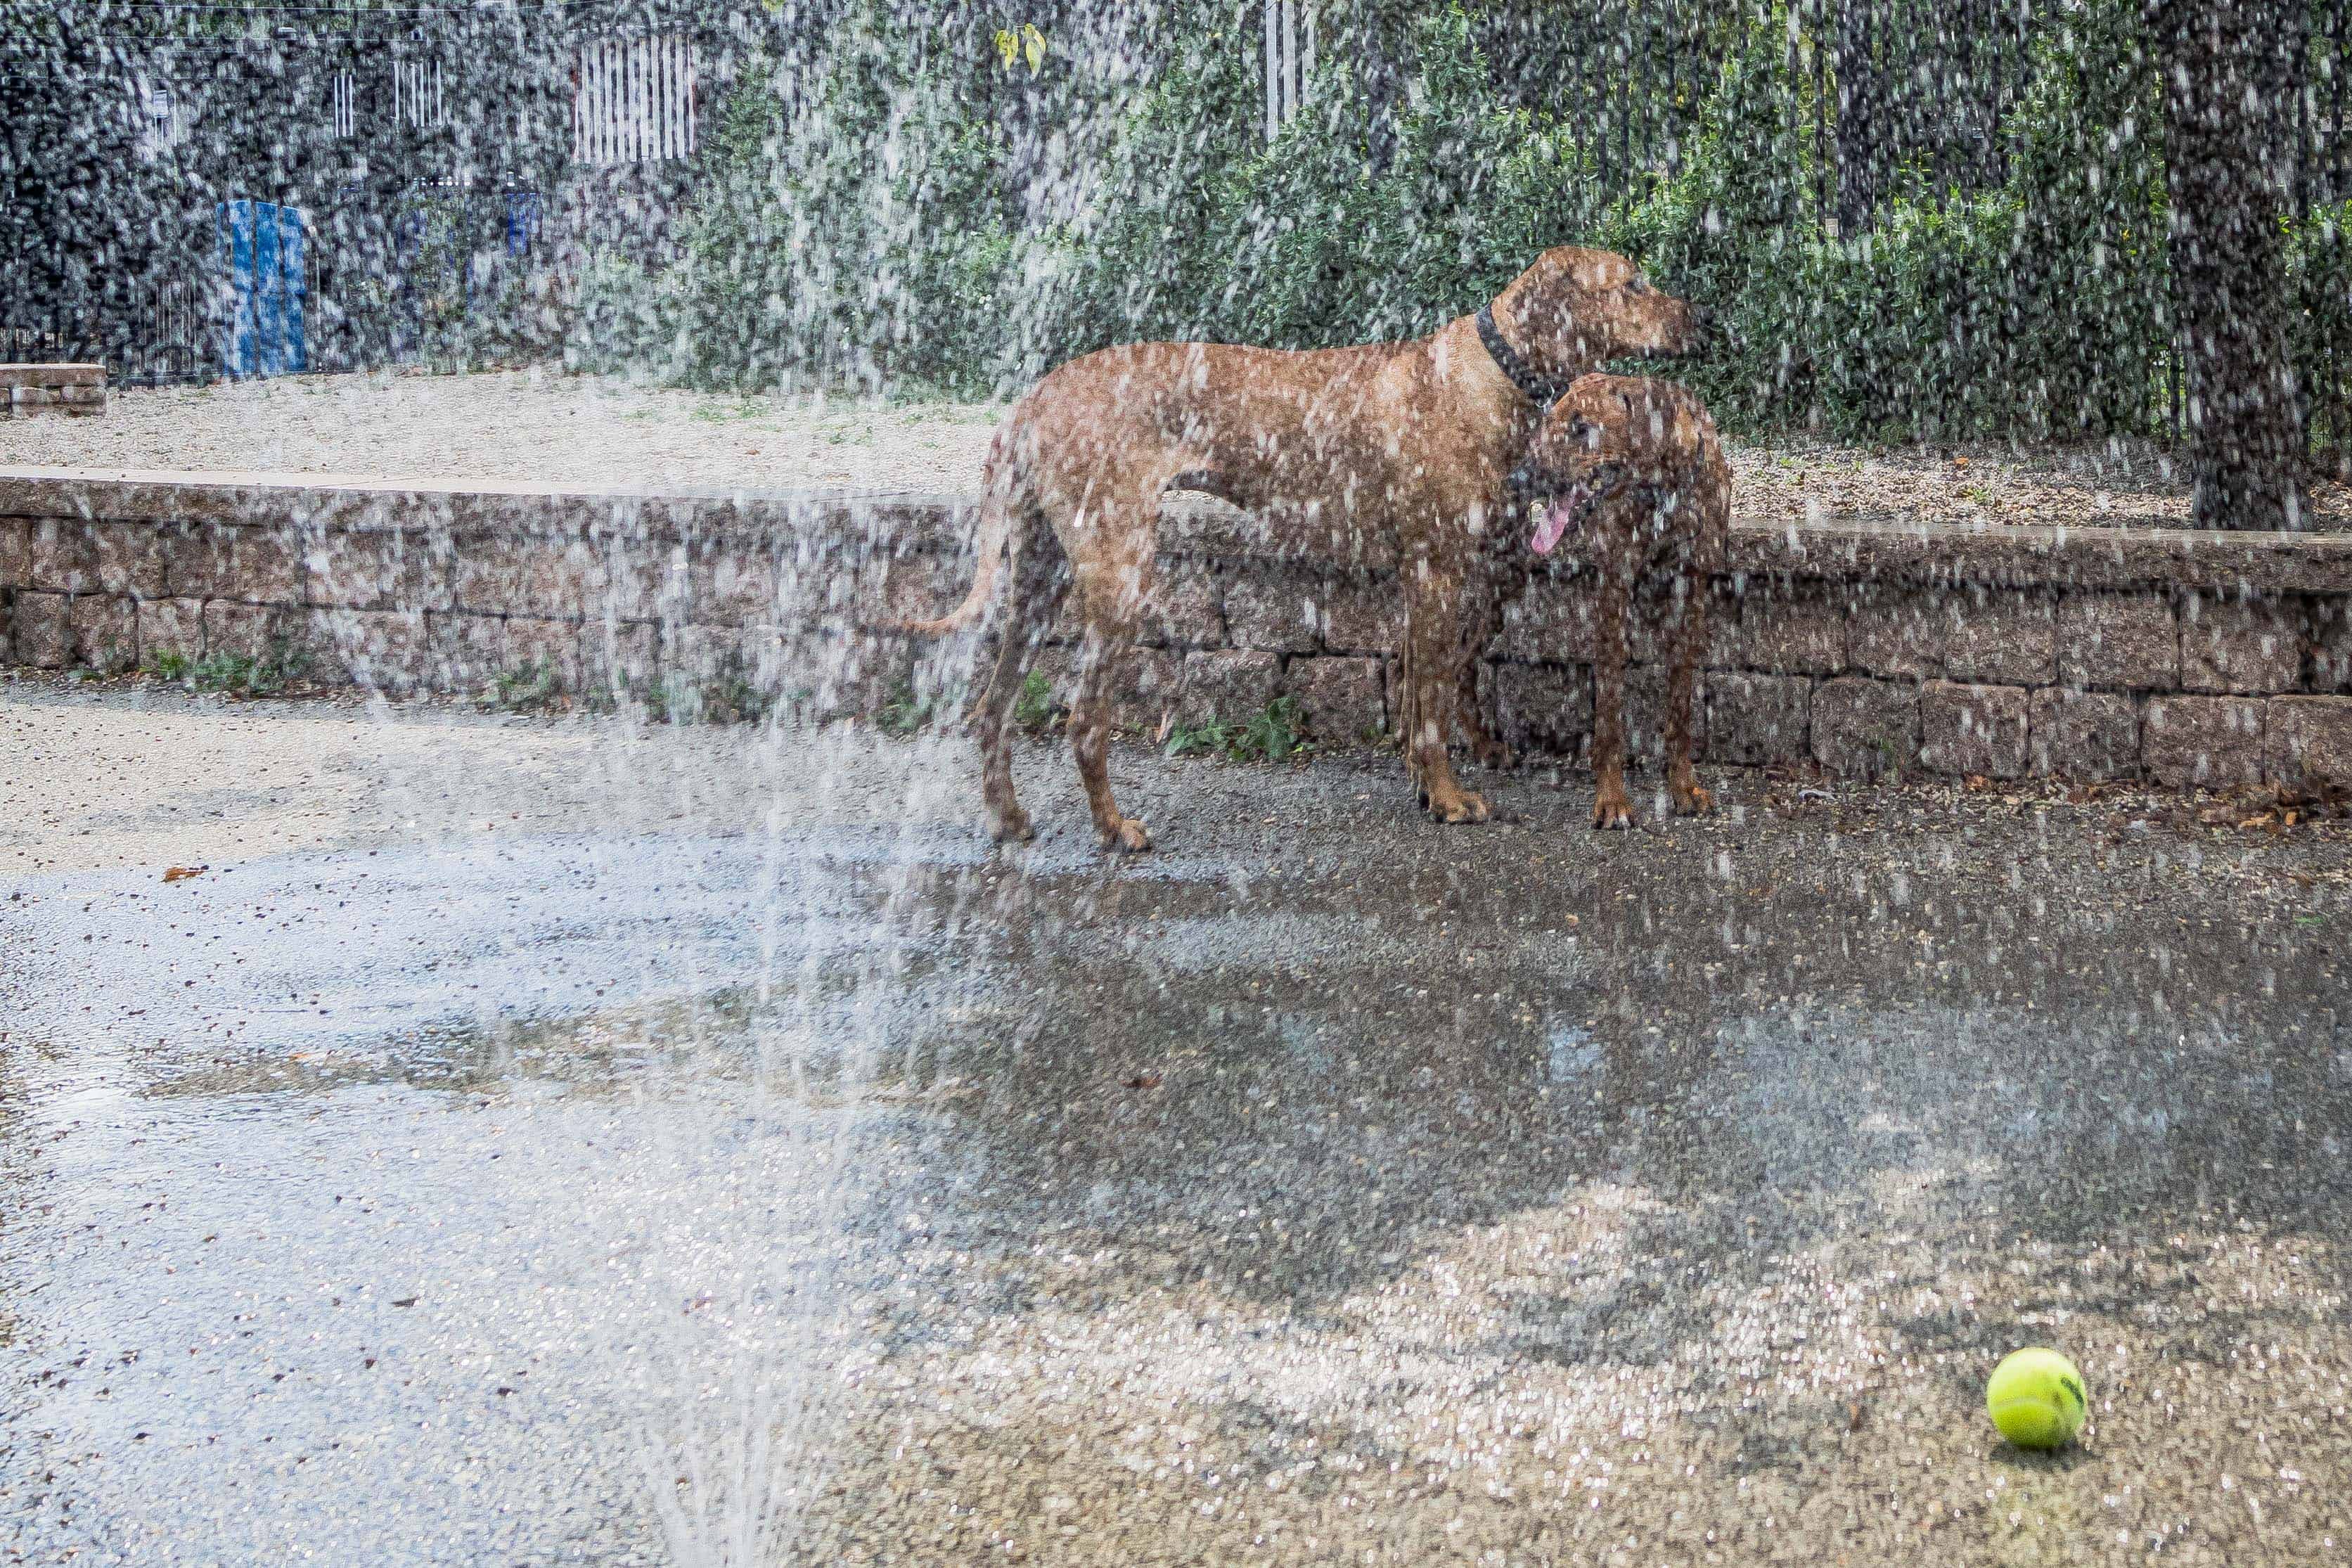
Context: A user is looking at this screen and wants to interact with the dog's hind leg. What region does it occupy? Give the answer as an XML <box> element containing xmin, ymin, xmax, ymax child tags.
<box><xmin>1067</xmin><ymin>619</ymin><xmax>1151</xmax><ymax>853</ymax></box>
<box><xmin>1063</xmin><ymin>517</ymin><xmax>1157</xmax><ymax>854</ymax></box>
<box><xmin>1662</xmin><ymin>568</ymin><xmax>1711</xmax><ymax>817</ymax></box>
<box><xmin>968</xmin><ymin>513</ymin><xmax>1067</xmax><ymax>843</ymax></box>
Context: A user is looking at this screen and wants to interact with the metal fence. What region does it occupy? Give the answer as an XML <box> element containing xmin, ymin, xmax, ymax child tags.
<box><xmin>0</xmin><ymin>1</ymin><xmax>716</xmax><ymax>385</ymax></box>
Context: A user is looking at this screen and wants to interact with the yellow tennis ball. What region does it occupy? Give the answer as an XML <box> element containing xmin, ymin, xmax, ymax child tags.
<box><xmin>1986</xmin><ymin>1347</ymin><xmax>2087</xmax><ymax>1448</ymax></box>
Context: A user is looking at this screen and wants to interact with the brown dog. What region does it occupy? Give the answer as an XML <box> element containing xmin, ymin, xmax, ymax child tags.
<box><xmin>1509</xmin><ymin>375</ymin><xmax>1728</xmax><ymax>828</ymax></box>
<box><xmin>909</xmin><ymin>247</ymin><xmax>1706</xmax><ymax>851</ymax></box>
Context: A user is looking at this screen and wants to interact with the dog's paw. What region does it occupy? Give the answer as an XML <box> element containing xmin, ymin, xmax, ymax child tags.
<box><xmin>1671</xmin><ymin>782</ymin><xmax>1713</xmax><ymax>817</ymax></box>
<box><xmin>1591</xmin><ymin>792</ymin><xmax>1636</xmax><ymax>830</ymax></box>
<box><xmin>1430</xmin><ymin>790</ymin><xmax>1491</xmax><ymax>825</ymax></box>
<box><xmin>1099</xmin><ymin>817</ymin><xmax>1152</xmax><ymax>854</ymax></box>
<box><xmin>988</xmin><ymin>807</ymin><xmax>1035</xmax><ymax>843</ymax></box>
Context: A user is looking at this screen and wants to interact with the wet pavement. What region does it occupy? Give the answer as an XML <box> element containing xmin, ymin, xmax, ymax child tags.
<box><xmin>4</xmin><ymin>677</ymin><xmax>2351</xmax><ymax>1566</ymax></box>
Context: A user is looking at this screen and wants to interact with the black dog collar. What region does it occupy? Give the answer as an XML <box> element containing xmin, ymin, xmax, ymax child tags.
<box><xmin>1476</xmin><ymin>303</ymin><xmax>1572</xmax><ymax>406</ymax></box>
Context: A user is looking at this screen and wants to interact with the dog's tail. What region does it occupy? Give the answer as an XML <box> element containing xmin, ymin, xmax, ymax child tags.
<box><xmin>898</xmin><ymin>426</ymin><xmax>1024</xmax><ymax>637</ymax></box>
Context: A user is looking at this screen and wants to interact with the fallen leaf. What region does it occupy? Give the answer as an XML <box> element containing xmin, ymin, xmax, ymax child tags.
<box><xmin>1124</xmin><ymin>1073</ymin><xmax>1163</xmax><ymax>1091</ymax></box>
<box><xmin>161</xmin><ymin>866</ymin><xmax>206</xmax><ymax>883</ymax></box>
<box><xmin>1962</xmin><ymin>775</ymin><xmax>1992</xmax><ymax>792</ymax></box>
<box><xmin>391</xmin><ymin>1297</ymin><xmax>418</xmax><ymax>1308</ymax></box>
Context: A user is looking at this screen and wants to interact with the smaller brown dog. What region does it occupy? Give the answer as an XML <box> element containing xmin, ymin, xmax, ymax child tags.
<box><xmin>1511</xmin><ymin>375</ymin><xmax>1729</xmax><ymax>828</ymax></box>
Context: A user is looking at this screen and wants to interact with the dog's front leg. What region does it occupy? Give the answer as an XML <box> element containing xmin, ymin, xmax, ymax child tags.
<box><xmin>1401</xmin><ymin>564</ymin><xmax>1490</xmax><ymax>826</ymax></box>
<box><xmin>1591</xmin><ymin>566</ymin><xmax>1636</xmax><ymax>830</ymax></box>
<box><xmin>1663</xmin><ymin>565</ymin><xmax>1711</xmax><ymax>817</ymax></box>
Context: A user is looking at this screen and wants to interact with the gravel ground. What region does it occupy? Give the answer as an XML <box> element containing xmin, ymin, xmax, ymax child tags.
<box><xmin>0</xmin><ymin>370</ymin><xmax>1007</xmax><ymax>494</ymax></box>
<box><xmin>5</xmin><ymin>368</ymin><xmax>2346</xmax><ymax>526</ymax></box>
<box><xmin>7</xmin><ymin>675</ymin><xmax>2352</xmax><ymax>1565</ymax></box>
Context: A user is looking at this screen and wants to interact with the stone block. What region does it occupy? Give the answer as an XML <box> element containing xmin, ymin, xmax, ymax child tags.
<box><xmin>1046</xmin><ymin>566</ymin><xmax>1220</xmax><ymax>650</ymax></box>
<box><xmin>653</xmin><ymin>624</ymin><xmax>764</xmax><ymax>721</ymax></box>
<box><xmin>306</xmin><ymin>608</ymin><xmax>429</xmax><ymax>695</ymax></box>
<box><xmin>11</xmin><ymin>591</ymin><xmax>68</xmax><ymax>667</ymax></box>
<box><xmin>307</xmin><ymin>528</ymin><xmax>454</xmax><ymax>613</ymax></box>
<box><xmin>1287</xmin><ymin>656</ymin><xmax>1385</xmax><ymax>741</ymax></box>
<box><xmin>2181</xmin><ymin>594</ymin><xmax>2302</xmax><ymax>695</ymax></box>
<box><xmin>1180</xmin><ymin>649</ymin><xmax>1280</xmax><ymax>725</ymax></box>
<box><xmin>1221</xmin><ymin>567</ymin><xmax>1324</xmax><ymax>653</ymax></box>
<box><xmin>1033</xmin><ymin>643</ymin><xmax>1181</xmax><ymax>733</ymax></box>
<box><xmin>1142</xmin><ymin>560</ymin><xmax>1224</xmax><ymax>650</ymax></box>
<box><xmin>0</xmin><ymin>518</ymin><xmax>27</xmax><ymax>587</ymax></box>
<box><xmin>1320</xmin><ymin>579</ymin><xmax>1406</xmax><ymax>656</ymax></box>
<box><xmin>2266</xmin><ymin>696</ymin><xmax>2352</xmax><ymax>792</ymax></box>
<box><xmin>69</xmin><ymin>594</ymin><xmax>139</xmax><ymax>671</ymax></box>
<box><xmin>2141</xmin><ymin>695</ymin><xmax>2265</xmax><ymax>790</ymax></box>
<box><xmin>25</xmin><ymin>519</ymin><xmax>94</xmax><ymax>593</ymax></box>
<box><xmin>1847</xmin><ymin>588</ymin><xmax>1953</xmax><ymax>679</ymax></box>
<box><xmin>605</xmin><ymin>535</ymin><xmax>680</xmax><ymax>624</ymax></box>
<box><xmin>428</xmin><ymin>612</ymin><xmax>507</xmax><ymax>692</ymax></box>
<box><xmin>834</xmin><ymin>632</ymin><xmax>923</xmax><ymax>724</ymax></box>
<box><xmin>1730</xmin><ymin>581</ymin><xmax>1847</xmax><ymax>675</ymax></box>
<box><xmin>501</xmin><ymin>617</ymin><xmax>585</xmax><ymax>690</ymax></box>
<box><xmin>2058</xmin><ymin>591</ymin><xmax>2178</xmax><ymax>690</ymax></box>
<box><xmin>454</xmin><ymin>532</ymin><xmax>615</xmax><ymax>621</ymax></box>
<box><xmin>2313</xmin><ymin>598</ymin><xmax>2352</xmax><ymax>693</ymax></box>
<box><xmin>1491</xmin><ymin>661</ymin><xmax>1593</xmax><ymax>755</ymax></box>
<box><xmin>138</xmin><ymin>597</ymin><xmax>205</xmax><ymax>665</ymax></box>
<box><xmin>1919</xmin><ymin>681</ymin><xmax>2030</xmax><ymax>778</ymax></box>
<box><xmin>204</xmin><ymin>600</ymin><xmax>306</xmax><ymax>664</ymax></box>
<box><xmin>176</xmin><ymin>524</ymin><xmax>304</xmax><ymax>603</ymax></box>
<box><xmin>866</xmin><ymin>550</ymin><xmax>967</xmax><ymax>630</ymax></box>
<box><xmin>581</xmin><ymin>621</ymin><xmax>661</xmax><ymax>703</ymax></box>
<box><xmin>1491</xmin><ymin>577</ymin><xmax>1601</xmax><ymax>664</ymax></box>
<box><xmin>88</xmin><ymin>523</ymin><xmax>168</xmax><ymax>598</ymax></box>
<box><xmin>1810</xmin><ymin>676</ymin><xmax>1920</xmax><ymax>780</ymax></box>
<box><xmin>1946</xmin><ymin>587</ymin><xmax>2057</xmax><ymax>686</ymax></box>
<box><xmin>1704</xmin><ymin>671</ymin><xmax>1805</xmax><ymax>767</ymax></box>
<box><xmin>1622</xmin><ymin>664</ymin><xmax>1703</xmax><ymax>763</ymax></box>
<box><xmin>2029</xmin><ymin>688</ymin><xmax>2139</xmax><ymax>780</ymax></box>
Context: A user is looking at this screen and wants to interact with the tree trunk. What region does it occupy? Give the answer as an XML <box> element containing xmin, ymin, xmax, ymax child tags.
<box><xmin>1348</xmin><ymin>0</ymin><xmax>1404</xmax><ymax>176</ymax></box>
<box><xmin>1832</xmin><ymin>0</ymin><xmax>1879</xmax><ymax>236</ymax></box>
<box><xmin>2150</xmin><ymin>0</ymin><xmax>2308</xmax><ymax>531</ymax></box>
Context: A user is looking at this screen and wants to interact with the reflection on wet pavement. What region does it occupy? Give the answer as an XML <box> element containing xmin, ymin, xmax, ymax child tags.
<box><xmin>4</xmin><ymin>714</ymin><xmax>2351</xmax><ymax>1565</ymax></box>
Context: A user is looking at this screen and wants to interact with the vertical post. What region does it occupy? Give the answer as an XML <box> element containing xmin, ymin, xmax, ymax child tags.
<box><xmin>1304</xmin><ymin>1</ymin><xmax>1315</xmax><ymax>100</ymax></box>
<box><xmin>1813</xmin><ymin>2</ymin><xmax>1828</xmax><ymax>228</ymax></box>
<box><xmin>1283</xmin><ymin>0</ymin><xmax>1297</xmax><ymax>124</ymax></box>
<box><xmin>1617</xmin><ymin>0</ymin><xmax>1630</xmax><ymax>190</ymax></box>
<box><xmin>1265</xmin><ymin>0</ymin><xmax>1279</xmax><ymax>141</ymax></box>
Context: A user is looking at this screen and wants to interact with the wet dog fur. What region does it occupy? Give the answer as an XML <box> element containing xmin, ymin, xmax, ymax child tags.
<box><xmin>1510</xmin><ymin>374</ymin><xmax>1729</xmax><ymax>828</ymax></box>
<box><xmin>907</xmin><ymin>248</ymin><xmax>1706</xmax><ymax>851</ymax></box>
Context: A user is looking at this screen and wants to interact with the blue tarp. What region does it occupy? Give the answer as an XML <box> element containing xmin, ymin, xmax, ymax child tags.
<box><xmin>219</xmin><ymin>200</ymin><xmax>307</xmax><ymax>379</ymax></box>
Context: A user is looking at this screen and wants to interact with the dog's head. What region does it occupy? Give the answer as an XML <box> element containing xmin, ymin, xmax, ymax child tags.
<box><xmin>1496</xmin><ymin>247</ymin><xmax>1709</xmax><ymax>378</ymax></box>
<box><xmin>1512</xmin><ymin>374</ymin><xmax>1720</xmax><ymax>555</ymax></box>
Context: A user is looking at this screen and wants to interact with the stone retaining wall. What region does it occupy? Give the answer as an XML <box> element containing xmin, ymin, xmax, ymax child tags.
<box><xmin>1</xmin><ymin>364</ymin><xmax>105</xmax><ymax>418</ymax></box>
<box><xmin>4</xmin><ymin>468</ymin><xmax>2350</xmax><ymax>790</ymax></box>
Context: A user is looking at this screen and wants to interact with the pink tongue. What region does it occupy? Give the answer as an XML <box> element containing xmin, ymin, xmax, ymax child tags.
<box><xmin>1531</xmin><ymin>500</ymin><xmax>1576</xmax><ymax>555</ymax></box>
